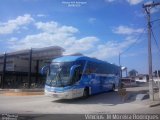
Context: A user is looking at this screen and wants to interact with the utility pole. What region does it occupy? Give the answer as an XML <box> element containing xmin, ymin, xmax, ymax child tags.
<box><xmin>119</xmin><ymin>53</ymin><xmax>122</xmax><ymax>88</ymax></box>
<box><xmin>143</xmin><ymin>1</ymin><xmax>160</xmax><ymax>101</ymax></box>
<box><xmin>119</xmin><ymin>53</ymin><xmax>121</xmax><ymax>67</ymax></box>
<box><xmin>1</xmin><ymin>53</ymin><xmax>7</xmax><ymax>88</ymax></box>
<box><xmin>28</xmin><ymin>49</ymin><xmax>32</xmax><ymax>88</ymax></box>
<box><xmin>157</xmin><ymin>70</ymin><xmax>160</xmax><ymax>99</ymax></box>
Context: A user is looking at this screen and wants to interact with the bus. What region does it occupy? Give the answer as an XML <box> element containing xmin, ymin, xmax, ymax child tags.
<box><xmin>42</xmin><ymin>55</ymin><xmax>120</xmax><ymax>99</ymax></box>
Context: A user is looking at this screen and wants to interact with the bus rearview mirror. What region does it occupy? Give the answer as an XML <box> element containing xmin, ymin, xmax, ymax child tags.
<box><xmin>41</xmin><ymin>65</ymin><xmax>50</xmax><ymax>75</ymax></box>
<box><xmin>69</xmin><ymin>65</ymin><xmax>80</xmax><ymax>78</ymax></box>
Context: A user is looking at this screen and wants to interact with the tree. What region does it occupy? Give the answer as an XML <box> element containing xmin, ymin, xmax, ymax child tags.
<box><xmin>128</xmin><ymin>69</ymin><xmax>138</xmax><ymax>77</ymax></box>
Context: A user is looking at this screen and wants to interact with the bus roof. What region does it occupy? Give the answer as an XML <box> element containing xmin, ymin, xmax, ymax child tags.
<box><xmin>52</xmin><ymin>56</ymin><xmax>84</xmax><ymax>62</ymax></box>
<box><xmin>52</xmin><ymin>55</ymin><xmax>112</xmax><ymax>65</ymax></box>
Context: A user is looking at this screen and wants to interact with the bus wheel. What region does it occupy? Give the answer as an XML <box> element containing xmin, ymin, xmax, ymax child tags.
<box><xmin>111</xmin><ymin>84</ymin><xmax>115</xmax><ymax>91</ymax></box>
<box><xmin>83</xmin><ymin>88</ymin><xmax>89</xmax><ymax>98</ymax></box>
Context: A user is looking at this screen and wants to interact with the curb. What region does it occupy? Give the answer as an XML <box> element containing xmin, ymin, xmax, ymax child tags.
<box><xmin>0</xmin><ymin>89</ymin><xmax>44</xmax><ymax>96</ymax></box>
<box><xmin>0</xmin><ymin>89</ymin><xmax>43</xmax><ymax>92</ymax></box>
<box><xmin>2</xmin><ymin>92</ymin><xmax>44</xmax><ymax>96</ymax></box>
<box><xmin>136</xmin><ymin>94</ymin><xmax>149</xmax><ymax>101</ymax></box>
<box><xmin>149</xmin><ymin>102</ymin><xmax>160</xmax><ymax>107</ymax></box>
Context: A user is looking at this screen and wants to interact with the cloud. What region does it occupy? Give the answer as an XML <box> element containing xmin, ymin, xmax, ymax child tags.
<box><xmin>126</xmin><ymin>0</ymin><xmax>143</xmax><ymax>5</ymax></box>
<box><xmin>134</xmin><ymin>11</ymin><xmax>145</xmax><ymax>17</ymax></box>
<box><xmin>88</xmin><ymin>37</ymin><xmax>137</xmax><ymax>59</ymax></box>
<box><xmin>88</xmin><ymin>18</ymin><xmax>96</xmax><ymax>24</ymax></box>
<box><xmin>8</xmin><ymin>37</ymin><xmax>18</xmax><ymax>42</ymax></box>
<box><xmin>35</xmin><ymin>21</ymin><xmax>78</xmax><ymax>34</ymax></box>
<box><xmin>150</xmin><ymin>6</ymin><xmax>160</xmax><ymax>14</ymax></box>
<box><xmin>105</xmin><ymin>0</ymin><xmax>116</xmax><ymax>2</ymax></box>
<box><xmin>8</xmin><ymin>29</ymin><xmax>136</xmax><ymax>60</ymax></box>
<box><xmin>0</xmin><ymin>14</ymin><xmax>34</xmax><ymax>35</ymax></box>
<box><xmin>8</xmin><ymin>32</ymin><xmax>98</xmax><ymax>55</ymax></box>
<box><xmin>66</xmin><ymin>37</ymin><xmax>98</xmax><ymax>54</ymax></box>
<box><xmin>37</xmin><ymin>14</ymin><xmax>47</xmax><ymax>17</ymax></box>
<box><xmin>6</xmin><ymin>16</ymin><xmax>141</xmax><ymax>60</ymax></box>
<box><xmin>8</xmin><ymin>21</ymin><xmax>97</xmax><ymax>55</ymax></box>
<box><xmin>112</xmin><ymin>25</ymin><xmax>144</xmax><ymax>35</ymax></box>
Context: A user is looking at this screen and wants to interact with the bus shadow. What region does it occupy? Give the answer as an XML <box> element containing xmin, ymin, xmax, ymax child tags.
<box><xmin>51</xmin><ymin>90</ymin><xmax>147</xmax><ymax>106</ymax></box>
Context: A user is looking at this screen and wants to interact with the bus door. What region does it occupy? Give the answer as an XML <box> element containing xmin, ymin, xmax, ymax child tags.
<box><xmin>108</xmin><ymin>76</ymin><xmax>115</xmax><ymax>89</ymax></box>
<box><xmin>100</xmin><ymin>76</ymin><xmax>108</xmax><ymax>91</ymax></box>
<box><xmin>90</xmin><ymin>74</ymin><xmax>102</xmax><ymax>94</ymax></box>
<box><xmin>102</xmin><ymin>76</ymin><xmax>113</xmax><ymax>91</ymax></box>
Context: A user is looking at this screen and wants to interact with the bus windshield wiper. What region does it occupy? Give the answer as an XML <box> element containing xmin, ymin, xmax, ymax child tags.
<box><xmin>57</xmin><ymin>73</ymin><xmax>64</xmax><ymax>87</ymax></box>
<box><xmin>56</xmin><ymin>68</ymin><xmax>64</xmax><ymax>87</ymax></box>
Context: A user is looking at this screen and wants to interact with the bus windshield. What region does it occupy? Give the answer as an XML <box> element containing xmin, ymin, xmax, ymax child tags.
<box><xmin>46</xmin><ymin>62</ymin><xmax>74</xmax><ymax>87</ymax></box>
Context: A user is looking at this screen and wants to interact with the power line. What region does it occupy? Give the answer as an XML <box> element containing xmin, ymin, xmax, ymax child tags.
<box><xmin>118</xmin><ymin>27</ymin><xmax>146</xmax><ymax>71</ymax></box>
<box><xmin>120</xmin><ymin>28</ymin><xmax>146</xmax><ymax>55</ymax></box>
<box><xmin>151</xmin><ymin>28</ymin><xmax>160</xmax><ymax>56</ymax></box>
<box><xmin>151</xmin><ymin>19</ymin><xmax>160</xmax><ymax>30</ymax></box>
<box><xmin>120</xmin><ymin>18</ymin><xmax>160</xmax><ymax>55</ymax></box>
<box><xmin>151</xmin><ymin>18</ymin><xmax>160</xmax><ymax>23</ymax></box>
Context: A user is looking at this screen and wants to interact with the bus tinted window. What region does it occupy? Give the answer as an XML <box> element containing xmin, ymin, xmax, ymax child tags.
<box><xmin>71</xmin><ymin>60</ymin><xmax>86</xmax><ymax>83</ymax></box>
<box><xmin>85</xmin><ymin>61</ymin><xmax>120</xmax><ymax>75</ymax></box>
<box><xmin>85</xmin><ymin>62</ymin><xmax>98</xmax><ymax>74</ymax></box>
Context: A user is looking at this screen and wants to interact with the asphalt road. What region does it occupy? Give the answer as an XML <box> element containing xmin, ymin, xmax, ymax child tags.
<box><xmin>0</xmin><ymin>89</ymin><xmax>160</xmax><ymax>114</ymax></box>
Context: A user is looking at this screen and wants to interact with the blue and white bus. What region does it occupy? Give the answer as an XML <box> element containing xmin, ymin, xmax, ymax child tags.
<box><xmin>42</xmin><ymin>55</ymin><xmax>120</xmax><ymax>99</ymax></box>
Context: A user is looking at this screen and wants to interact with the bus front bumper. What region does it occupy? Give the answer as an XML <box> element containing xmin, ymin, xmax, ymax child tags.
<box><xmin>45</xmin><ymin>89</ymin><xmax>84</xmax><ymax>99</ymax></box>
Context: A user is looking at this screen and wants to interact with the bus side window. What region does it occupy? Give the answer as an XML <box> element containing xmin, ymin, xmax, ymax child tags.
<box><xmin>76</xmin><ymin>60</ymin><xmax>85</xmax><ymax>73</ymax></box>
<box><xmin>84</xmin><ymin>62</ymin><xmax>90</xmax><ymax>74</ymax></box>
<box><xmin>72</xmin><ymin>67</ymin><xmax>82</xmax><ymax>83</ymax></box>
<box><xmin>85</xmin><ymin>62</ymin><xmax>97</xmax><ymax>74</ymax></box>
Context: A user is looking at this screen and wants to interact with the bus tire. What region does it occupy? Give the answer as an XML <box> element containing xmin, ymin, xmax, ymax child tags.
<box><xmin>83</xmin><ymin>88</ymin><xmax>89</xmax><ymax>98</ymax></box>
<box><xmin>111</xmin><ymin>84</ymin><xmax>115</xmax><ymax>91</ymax></box>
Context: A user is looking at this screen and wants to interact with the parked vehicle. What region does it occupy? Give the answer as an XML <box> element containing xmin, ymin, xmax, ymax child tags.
<box><xmin>121</xmin><ymin>77</ymin><xmax>137</xmax><ymax>87</ymax></box>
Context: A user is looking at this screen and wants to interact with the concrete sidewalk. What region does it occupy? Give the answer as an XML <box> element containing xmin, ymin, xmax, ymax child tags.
<box><xmin>149</xmin><ymin>101</ymin><xmax>160</xmax><ymax>107</ymax></box>
<box><xmin>0</xmin><ymin>89</ymin><xmax>44</xmax><ymax>96</ymax></box>
<box><xmin>149</xmin><ymin>92</ymin><xmax>160</xmax><ymax>107</ymax></box>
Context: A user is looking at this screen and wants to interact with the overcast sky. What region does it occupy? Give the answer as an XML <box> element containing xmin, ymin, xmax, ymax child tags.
<box><xmin>0</xmin><ymin>0</ymin><xmax>160</xmax><ymax>74</ymax></box>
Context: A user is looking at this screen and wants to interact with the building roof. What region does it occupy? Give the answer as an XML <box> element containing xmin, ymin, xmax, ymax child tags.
<box><xmin>0</xmin><ymin>46</ymin><xmax>64</xmax><ymax>61</ymax></box>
